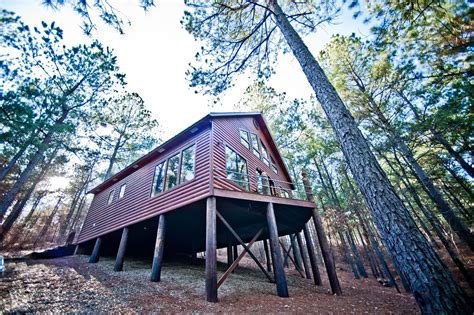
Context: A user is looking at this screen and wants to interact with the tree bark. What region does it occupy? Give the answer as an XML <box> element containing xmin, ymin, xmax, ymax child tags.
<box><xmin>271</xmin><ymin>1</ymin><xmax>471</xmax><ymax>312</ymax></box>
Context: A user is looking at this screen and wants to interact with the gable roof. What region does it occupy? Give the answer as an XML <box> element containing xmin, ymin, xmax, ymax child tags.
<box><xmin>89</xmin><ymin>112</ymin><xmax>294</xmax><ymax>194</ymax></box>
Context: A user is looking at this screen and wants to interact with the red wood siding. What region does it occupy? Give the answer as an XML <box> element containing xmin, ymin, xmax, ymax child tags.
<box><xmin>77</xmin><ymin>127</ymin><xmax>212</xmax><ymax>243</ymax></box>
<box><xmin>212</xmin><ymin>117</ymin><xmax>293</xmax><ymax>194</ymax></box>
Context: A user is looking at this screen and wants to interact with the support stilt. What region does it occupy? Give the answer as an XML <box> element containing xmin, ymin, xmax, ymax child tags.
<box><xmin>263</xmin><ymin>239</ymin><xmax>272</xmax><ymax>272</ymax></box>
<box><xmin>114</xmin><ymin>227</ymin><xmax>129</xmax><ymax>272</ymax></box>
<box><xmin>151</xmin><ymin>214</ymin><xmax>166</xmax><ymax>282</ymax></box>
<box><xmin>205</xmin><ymin>197</ymin><xmax>218</xmax><ymax>302</ymax></box>
<box><xmin>266</xmin><ymin>202</ymin><xmax>289</xmax><ymax>298</ymax></box>
<box><xmin>88</xmin><ymin>237</ymin><xmax>102</xmax><ymax>263</ymax></box>
<box><xmin>302</xmin><ymin>171</ymin><xmax>342</xmax><ymax>295</ymax></box>
<box><xmin>233</xmin><ymin>245</ymin><xmax>238</xmax><ymax>267</ymax></box>
<box><xmin>227</xmin><ymin>245</ymin><xmax>233</xmax><ymax>268</ymax></box>
<box><xmin>296</xmin><ymin>232</ymin><xmax>311</xmax><ymax>280</ymax></box>
<box><xmin>303</xmin><ymin>224</ymin><xmax>322</xmax><ymax>285</ymax></box>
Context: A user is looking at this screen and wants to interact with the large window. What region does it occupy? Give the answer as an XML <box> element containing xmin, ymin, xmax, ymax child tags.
<box><xmin>226</xmin><ymin>146</ymin><xmax>249</xmax><ymax>190</ymax></box>
<box><xmin>151</xmin><ymin>144</ymin><xmax>196</xmax><ymax>197</ymax></box>
<box><xmin>260</xmin><ymin>141</ymin><xmax>270</xmax><ymax>166</ymax></box>
<box><xmin>270</xmin><ymin>156</ymin><xmax>278</xmax><ymax>174</ymax></box>
<box><xmin>256</xmin><ymin>170</ymin><xmax>264</xmax><ymax>194</ymax></box>
<box><xmin>240</xmin><ymin>130</ymin><xmax>250</xmax><ymax>149</ymax></box>
<box><xmin>152</xmin><ymin>162</ymin><xmax>166</xmax><ymax>196</ymax></box>
<box><xmin>165</xmin><ymin>153</ymin><xmax>180</xmax><ymax>190</ymax></box>
<box><xmin>250</xmin><ymin>133</ymin><xmax>260</xmax><ymax>158</ymax></box>
<box><xmin>180</xmin><ymin>145</ymin><xmax>195</xmax><ymax>183</ymax></box>
<box><xmin>107</xmin><ymin>190</ymin><xmax>114</xmax><ymax>205</ymax></box>
<box><xmin>119</xmin><ymin>184</ymin><xmax>126</xmax><ymax>199</ymax></box>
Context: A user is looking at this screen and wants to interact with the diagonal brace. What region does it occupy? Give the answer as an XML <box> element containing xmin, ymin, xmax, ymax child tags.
<box><xmin>279</xmin><ymin>239</ymin><xmax>305</xmax><ymax>278</ymax></box>
<box><xmin>216</xmin><ymin>209</ymin><xmax>274</xmax><ymax>283</ymax></box>
<box><xmin>218</xmin><ymin>227</ymin><xmax>266</xmax><ymax>288</ymax></box>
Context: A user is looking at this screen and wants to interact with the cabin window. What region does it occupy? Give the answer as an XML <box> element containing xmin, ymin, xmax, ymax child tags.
<box><xmin>260</xmin><ymin>141</ymin><xmax>270</xmax><ymax>166</ymax></box>
<box><xmin>256</xmin><ymin>170</ymin><xmax>264</xmax><ymax>194</ymax></box>
<box><xmin>250</xmin><ymin>133</ymin><xmax>260</xmax><ymax>158</ymax></box>
<box><xmin>107</xmin><ymin>190</ymin><xmax>114</xmax><ymax>205</ymax></box>
<box><xmin>225</xmin><ymin>146</ymin><xmax>249</xmax><ymax>190</ymax></box>
<box><xmin>119</xmin><ymin>184</ymin><xmax>126</xmax><ymax>199</ymax></box>
<box><xmin>152</xmin><ymin>161</ymin><xmax>166</xmax><ymax>196</ymax></box>
<box><xmin>240</xmin><ymin>130</ymin><xmax>250</xmax><ymax>149</ymax></box>
<box><xmin>180</xmin><ymin>145</ymin><xmax>195</xmax><ymax>183</ymax></box>
<box><xmin>270</xmin><ymin>156</ymin><xmax>278</xmax><ymax>174</ymax></box>
<box><xmin>165</xmin><ymin>153</ymin><xmax>180</xmax><ymax>190</ymax></box>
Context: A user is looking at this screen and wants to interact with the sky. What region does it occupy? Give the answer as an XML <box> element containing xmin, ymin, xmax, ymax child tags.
<box><xmin>2</xmin><ymin>0</ymin><xmax>371</xmax><ymax>140</ymax></box>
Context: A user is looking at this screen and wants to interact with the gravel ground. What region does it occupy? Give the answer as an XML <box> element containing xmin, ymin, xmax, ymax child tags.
<box><xmin>0</xmin><ymin>255</ymin><xmax>419</xmax><ymax>313</ymax></box>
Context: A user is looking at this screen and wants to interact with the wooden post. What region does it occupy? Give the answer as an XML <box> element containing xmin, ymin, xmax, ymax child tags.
<box><xmin>74</xmin><ymin>244</ymin><xmax>80</xmax><ymax>255</ymax></box>
<box><xmin>296</xmin><ymin>232</ymin><xmax>311</xmax><ymax>280</ymax></box>
<box><xmin>206</xmin><ymin>197</ymin><xmax>218</xmax><ymax>302</ymax></box>
<box><xmin>233</xmin><ymin>245</ymin><xmax>238</xmax><ymax>268</ymax></box>
<box><xmin>302</xmin><ymin>171</ymin><xmax>342</xmax><ymax>295</ymax></box>
<box><xmin>88</xmin><ymin>237</ymin><xmax>102</xmax><ymax>263</ymax></box>
<box><xmin>151</xmin><ymin>214</ymin><xmax>166</xmax><ymax>282</ymax></box>
<box><xmin>303</xmin><ymin>224</ymin><xmax>322</xmax><ymax>285</ymax></box>
<box><xmin>263</xmin><ymin>239</ymin><xmax>272</xmax><ymax>272</ymax></box>
<box><xmin>227</xmin><ymin>245</ymin><xmax>233</xmax><ymax>268</ymax></box>
<box><xmin>114</xmin><ymin>227</ymin><xmax>129</xmax><ymax>272</ymax></box>
<box><xmin>291</xmin><ymin>234</ymin><xmax>303</xmax><ymax>272</ymax></box>
<box><xmin>266</xmin><ymin>202</ymin><xmax>289</xmax><ymax>297</ymax></box>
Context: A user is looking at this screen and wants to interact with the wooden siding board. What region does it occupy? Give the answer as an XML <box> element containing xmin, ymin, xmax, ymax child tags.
<box><xmin>77</xmin><ymin>128</ymin><xmax>212</xmax><ymax>243</ymax></box>
<box><xmin>211</xmin><ymin>116</ymin><xmax>293</xmax><ymax>195</ymax></box>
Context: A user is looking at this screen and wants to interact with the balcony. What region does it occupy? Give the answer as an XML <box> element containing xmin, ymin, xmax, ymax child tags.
<box><xmin>212</xmin><ymin>167</ymin><xmax>312</xmax><ymax>202</ymax></box>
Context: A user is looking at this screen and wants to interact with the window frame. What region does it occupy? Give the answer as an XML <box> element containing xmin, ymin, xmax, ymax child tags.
<box><xmin>179</xmin><ymin>144</ymin><xmax>196</xmax><ymax>184</ymax></box>
<box><xmin>151</xmin><ymin>160</ymin><xmax>166</xmax><ymax>197</ymax></box>
<box><xmin>107</xmin><ymin>190</ymin><xmax>114</xmax><ymax>205</ymax></box>
<box><xmin>225</xmin><ymin>144</ymin><xmax>250</xmax><ymax>191</ymax></box>
<box><xmin>270</xmin><ymin>156</ymin><xmax>278</xmax><ymax>174</ymax></box>
<box><xmin>239</xmin><ymin>129</ymin><xmax>250</xmax><ymax>150</ymax></box>
<box><xmin>260</xmin><ymin>140</ymin><xmax>270</xmax><ymax>166</ymax></box>
<box><xmin>150</xmin><ymin>142</ymin><xmax>197</xmax><ymax>198</ymax></box>
<box><xmin>119</xmin><ymin>183</ymin><xmax>126</xmax><ymax>199</ymax></box>
<box><xmin>250</xmin><ymin>133</ymin><xmax>261</xmax><ymax>158</ymax></box>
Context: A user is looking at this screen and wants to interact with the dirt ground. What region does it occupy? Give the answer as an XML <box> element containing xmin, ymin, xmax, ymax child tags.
<box><xmin>0</xmin><ymin>254</ymin><xmax>418</xmax><ymax>313</ymax></box>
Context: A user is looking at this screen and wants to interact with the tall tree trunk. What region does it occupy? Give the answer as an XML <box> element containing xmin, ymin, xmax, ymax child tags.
<box><xmin>353</xmin><ymin>65</ymin><xmax>473</xmax><ymax>251</ymax></box>
<box><xmin>0</xmin><ymin>138</ymin><xmax>32</xmax><ymax>183</ymax></box>
<box><xmin>33</xmin><ymin>196</ymin><xmax>62</xmax><ymax>247</ymax></box>
<box><xmin>0</xmin><ymin>110</ymin><xmax>69</xmax><ymax>218</ymax></box>
<box><xmin>380</xmin><ymin>151</ymin><xmax>473</xmax><ymax>289</ymax></box>
<box><xmin>0</xmin><ymin>149</ymin><xmax>56</xmax><ymax>243</ymax></box>
<box><xmin>386</xmin><ymin>122</ymin><xmax>473</xmax><ymax>250</ymax></box>
<box><xmin>318</xmin><ymin>156</ymin><xmax>367</xmax><ymax>278</ymax></box>
<box><xmin>444</xmin><ymin>162</ymin><xmax>474</xmax><ymax>200</ymax></box>
<box><xmin>396</xmin><ymin>90</ymin><xmax>474</xmax><ymax>177</ymax></box>
<box><xmin>104</xmin><ymin>133</ymin><xmax>123</xmax><ymax>179</ymax></box>
<box><xmin>23</xmin><ymin>191</ymin><xmax>47</xmax><ymax>225</ymax></box>
<box><xmin>271</xmin><ymin>2</ymin><xmax>471</xmax><ymax>312</ymax></box>
<box><xmin>59</xmin><ymin>159</ymin><xmax>96</xmax><ymax>239</ymax></box>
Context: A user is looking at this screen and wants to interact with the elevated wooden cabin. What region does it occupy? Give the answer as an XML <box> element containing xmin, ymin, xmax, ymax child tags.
<box><xmin>76</xmin><ymin>112</ymin><xmax>340</xmax><ymax>301</ymax></box>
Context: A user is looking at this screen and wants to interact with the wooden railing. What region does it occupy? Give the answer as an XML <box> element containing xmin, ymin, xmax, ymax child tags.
<box><xmin>212</xmin><ymin>167</ymin><xmax>310</xmax><ymax>201</ymax></box>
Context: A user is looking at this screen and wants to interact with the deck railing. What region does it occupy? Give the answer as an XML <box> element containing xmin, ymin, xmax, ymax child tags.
<box><xmin>212</xmin><ymin>167</ymin><xmax>311</xmax><ymax>201</ymax></box>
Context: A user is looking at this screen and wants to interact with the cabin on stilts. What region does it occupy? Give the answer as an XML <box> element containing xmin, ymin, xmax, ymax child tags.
<box><xmin>75</xmin><ymin>112</ymin><xmax>341</xmax><ymax>301</ymax></box>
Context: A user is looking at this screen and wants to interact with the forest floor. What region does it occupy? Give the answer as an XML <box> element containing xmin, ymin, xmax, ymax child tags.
<box><xmin>0</xmin><ymin>254</ymin><xmax>419</xmax><ymax>313</ymax></box>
